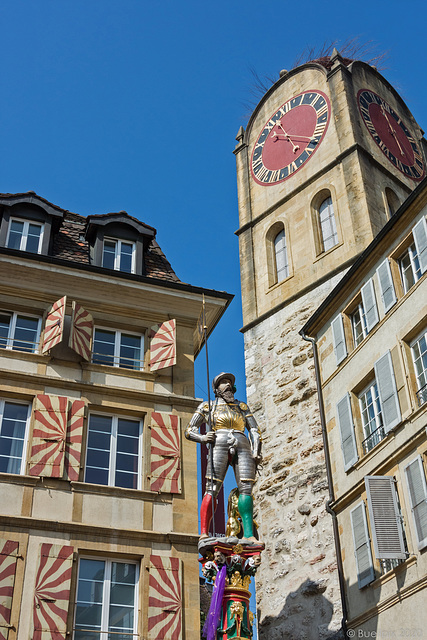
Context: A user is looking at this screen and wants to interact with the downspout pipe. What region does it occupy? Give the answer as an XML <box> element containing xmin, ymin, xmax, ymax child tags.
<box><xmin>300</xmin><ymin>329</ymin><xmax>348</xmax><ymax>636</ymax></box>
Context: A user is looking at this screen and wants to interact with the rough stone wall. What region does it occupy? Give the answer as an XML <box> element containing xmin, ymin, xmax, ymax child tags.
<box><xmin>245</xmin><ymin>274</ymin><xmax>345</xmax><ymax>640</ymax></box>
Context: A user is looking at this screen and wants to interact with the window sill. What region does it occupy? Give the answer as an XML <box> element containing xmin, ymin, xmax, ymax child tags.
<box><xmin>370</xmin><ymin>555</ymin><xmax>417</xmax><ymax>589</ymax></box>
<box><xmin>0</xmin><ymin>472</ymin><xmax>39</xmax><ymax>486</ymax></box>
<box><xmin>313</xmin><ymin>240</ymin><xmax>343</xmax><ymax>263</ymax></box>
<box><xmin>71</xmin><ymin>481</ymin><xmax>172</xmax><ymax>502</ymax></box>
<box><xmin>84</xmin><ymin>362</ymin><xmax>149</xmax><ymax>380</ymax></box>
<box><xmin>267</xmin><ymin>273</ymin><xmax>294</xmax><ymax>293</ymax></box>
<box><xmin>0</xmin><ymin>348</ymin><xmax>46</xmax><ymax>363</ymax></box>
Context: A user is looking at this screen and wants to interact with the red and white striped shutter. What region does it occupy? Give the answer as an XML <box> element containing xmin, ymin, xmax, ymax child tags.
<box><xmin>150</xmin><ymin>319</ymin><xmax>177</xmax><ymax>371</ymax></box>
<box><xmin>28</xmin><ymin>395</ymin><xmax>68</xmax><ymax>478</ymax></box>
<box><xmin>31</xmin><ymin>543</ymin><xmax>73</xmax><ymax>640</ymax></box>
<box><xmin>68</xmin><ymin>302</ymin><xmax>93</xmax><ymax>361</ymax></box>
<box><xmin>0</xmin><ymin>540</ymin><xmax>19</xmax><ymax>640</ymax></box>
<box><xmin>147</xmin><ymin>555</ymin><xmax>182</xmax><ymax>640</ymax></box>
<box><xmin>64</xmin><ymin>400</ymin><xmax>85</xmax><ymax>481</ymax></box>
<box><xmin>42</xmin><ymin>297</ymin><xmax>66</xmax><ymax>354</ymax></box>
<box><xmin>150</xmin><ymin>412</ymin><xmax>181</xmax><ymax>494</ymax></box>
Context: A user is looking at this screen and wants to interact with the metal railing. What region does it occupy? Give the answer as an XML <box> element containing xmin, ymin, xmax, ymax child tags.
<box><xmin>416</xmin><ymin>383</ymin><xmax>427</xmax><ymax>407</ymax></box>
<box><xmin>362</xmin><ymin>425</ymin><xmax>386</xmax><ymax>454</ymax></box>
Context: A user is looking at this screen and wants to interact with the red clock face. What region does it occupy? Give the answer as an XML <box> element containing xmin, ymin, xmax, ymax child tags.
<box><xmin>251</xmin><ymin>90</ymin><xmax>331</xmax><ymax>186</ymax></box>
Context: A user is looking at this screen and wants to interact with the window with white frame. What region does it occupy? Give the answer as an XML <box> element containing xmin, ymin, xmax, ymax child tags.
<box><xmin>0</xmin><ymin>400</ymin><xmax>31</xmax><ymax>474</ymax></box>
<box><xmin>411</xmin><ymin>329</ymin><xmax>427</xmax><ymax>406</ymax></box>
<box><xmin>319</xmin><ymin>196</ymin><xmax>338</xmax><ymax>252</ymax></box>
<box><xmin>351</xmin><ymin>303</ymin><xmax>368</xmax><ymax>347</ymax></box>
<box><xmin>102</xmin><ymin>238</ymin><xmax>135</xmax><ymax>273</ymax></box>
<box><xmin>404</xmin><ymin>456</ymin><xmax>427</xmax><ymax>551</ymax></box>
<box><xmin>0</xmin><ymin>311</ymin><xmax>41</xmax><ymax>353</ymax></box>
<box><xmin>399</xmin><ymin>243</ymin><xmax>422</xmax><ymax>294</ymax></box>
<box><xmin>74</xmin><ymin>557</ymin><xmax>138</xmax><ymax>640</ymax></box>
<box><xmin>6</xmin><ymin>218</ymin><xmax>44</xmax><ymax>253</ymax></box>
<box><xmin>92</xmin><ymin>328</ymin><xmax>143</xmax><ymax>370</ymax></box>
<box><xmin>84</xmin><ymin>414</ymin><xmax>143</xmax><ymax>489</ymax></box>
<box><xmin>359</xmin><ymin>382</ymin><xmax>385</xmax><ymax>454</ymax></box>
<box><xmin>274</xmin><ymin>229</ymin><xmax>289</xmax><ymax>282</ymax></box>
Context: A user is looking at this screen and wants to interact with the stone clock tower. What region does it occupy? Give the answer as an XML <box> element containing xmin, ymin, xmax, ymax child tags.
<box><xmin>234</xmin><ymin>50</ymin><xmax>427</xmax><ymax>639</ymax></box>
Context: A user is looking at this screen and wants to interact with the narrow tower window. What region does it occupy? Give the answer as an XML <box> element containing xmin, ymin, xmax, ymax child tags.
<box><xmin>319</xmin><ymin>197</ymin><xmax>338</xmax><ymax>252</ymax></box>
<box><xmin>274</xmin><ymin>229</ymin><xmax>289</xmax><ymax>282</ymax></box>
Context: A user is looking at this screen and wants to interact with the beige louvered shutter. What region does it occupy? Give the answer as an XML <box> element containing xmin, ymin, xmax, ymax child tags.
<box><xmin>150</xmin><ymin>319</ymin><xmax>177</xmax><ymax>371</ymax></box>
<box><xmin>147</xmin><ymin>555</ymin><xmax>182</xmax><ymax>640</ymax></box>
<box><xmin>331</xmin><ymin>314</ymin><xmax>347</xmax><ymax>366</ymax></box>
<box><xmin>31</xmin><ymin>543</ymin><xmax>73</xmax><ymax>640</ymax></box>
<box><xmin>336</xmin><ymin>393</ymin><xmax>358</xmax><ymax>471</ymax></box>
<box><xmin>149</xmin><ymin>412</ymin><xmax>181</xmax><ymax>494</ymax></box>
<box><xmin>28</xmin><ymin>395</ymin><xmax>68</xmax><ymax>478</ymax></box>
<box><xmin>376</xmin><ymin>259</ymin><xmax>397</xmax><ymax>314</ymax></box>
<box><xmin>404</xmin><ymin>456</ymin><xmax>427</xmax><ymax>551</ymax></box>
<box><xmin>361</xmin><ymin>279</ymin><xmax>379</xmax><ymax>333</ymax></box>
<box><xmin>350</xmin><ymin>502</ymin><xmax>375</xmax><ymax>588</ymax></box>
<box><xmin>41</xmin><ymin>297</ymin><xmax>66</xmax><ymax>354</ymax></box>
<box><xmin>374</xmin><ymin>351</ymin><xmax>401</xmax><ymax>433</ymax></box>
<box><xmin>413</xmin><ymin>217</ymin><xmax>427</xmax><ymax>274</ymax></box>
<box><xmin>68</xmin><ymin>301</ymin><xmax>93</xmax><ymax>361</ymax></box>
<box><xmin>64</xmin><ymin>399</ymin><xmax>85</xmax><ymax>481</ymax></box>
<box><xmin>0</xmin><ymin>540</ymin><xmax>19</xmax><ymax>640</ymax></box>
<box><xmin>365</xmin><ymin>476</ymin><xmax>406</xmax><ymax>560</ymax></box>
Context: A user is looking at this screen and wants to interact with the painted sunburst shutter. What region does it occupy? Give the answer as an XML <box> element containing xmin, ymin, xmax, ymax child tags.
<box><xmin>374</xmin><ymin>351</ymin><xmax>401</xmax><ymax>433</ymax></box>
<box><xmin>42</xmin><ymin>297</ymin><xmax>66</xmax><ymax>354</ymax></box>
<box><xmin>149</xmin><ymin>412</ymin><xmax>181</xmax><ymax>493</ymax></box>
<box><xmin>365</xmin><ymin>476</ymin><xmax>406</xmax><ymax>560</ymax></box>
<box><xmin>404</xmin><ymin>456</ymin><xmax>427</xmax><ymax>550</ymax></box>
<box><xmin>68</xmin><ymin>302</ymin><xmax>93</xmax><ymax>361</ymax></box>
<box><xmin>64</xmin><ymin>400</ymin><xmax>85</xmax><ymax>481</ymax></box>
<box><xmin>412</xmin><ymin>217</ymin><xmax>427</xmax><ymax>274</ymax></box>
<box><xmin>0</xmin><ymin>540</ymin><xmax>19</xmax><ymax>640</ymax></box>
<box><xmin>336</xmin><ymin>393</ymin><xmax>358</xmax><ymax>471</ymax></box>
<box><xmin>331</xmin><ymin>314</ymin><xmax>347</xmax><ymax>365</ymax></box>
<box><xmin>147</xmin><ymin>555</ymin><xmax>182</xmax><ymax>640</ymax></box>
<box><xmin>350</xmin><ymin>502</ymin><xmax>375</xmax><ymax>588</ymax></box>
<box><xmin>376</xmin><ymin>259</ymin><xmax>397</xmax><ymax>314</ymax></box>
<box><xmin>28</xmin><ymin>395</ymin><xmax>68</xmax><ymax>478</ymax></box>
<box><xmin>150</xmin><ymin>319</ymin><xmax>176</xmax><ymax>371</ymax></box>
<box><xmin>31</xmin><ymin>543</ymin><xmax>73</xmax><ymax>640</ymax></box>
<box><xmin>361</xmin><ymin>279</ymin><xmax>379</xmax><ymax>333</ymax></box>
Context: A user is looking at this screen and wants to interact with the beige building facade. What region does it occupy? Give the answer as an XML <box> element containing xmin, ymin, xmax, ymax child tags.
<box><xmin>0</xmin><ymin>192</ymin><xmax>232</xmax><ymax>639</ymax></box>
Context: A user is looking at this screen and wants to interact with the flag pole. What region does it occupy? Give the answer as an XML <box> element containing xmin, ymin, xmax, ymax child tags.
<box><xmin>202</xmin><ymin>294</ymin><xmax>215</xmax><ymax>537</ymax></box>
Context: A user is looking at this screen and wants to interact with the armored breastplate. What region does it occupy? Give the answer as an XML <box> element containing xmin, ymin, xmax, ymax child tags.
<box><xmin>212</xmin><ymin>402</ymin><xmax>245</xmax><ymax>432</ymax></box>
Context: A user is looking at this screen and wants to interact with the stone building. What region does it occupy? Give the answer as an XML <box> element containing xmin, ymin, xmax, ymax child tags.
<box><xmin>0</xmin><ymin>191</ymin><xmax>232</xmax><ymax>639</ymax></box>
<box><xmin>234</xmin><ymin>50</ymin><xmax>427</xmax><ymax>638</ymax></box>
<box><xmin>302</xmin><ymin>178</ymin><xmax>427</xmax><ymax>634</ymax></box>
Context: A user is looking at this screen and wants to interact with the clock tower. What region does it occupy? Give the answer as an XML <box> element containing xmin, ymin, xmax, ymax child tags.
<box><xmin>234</xmin><ymin>50</ymin><xmax>427</xmax><ymax>639</ymax></box>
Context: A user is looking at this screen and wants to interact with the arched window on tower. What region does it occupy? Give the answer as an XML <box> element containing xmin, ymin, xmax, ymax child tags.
<box><xmin>319</xmin><ymin>196</ymin><xmax>338</xmax><ymax>252</ymax></box>
<box><xmin>385</xmin><ymin>188</ymin><xmax>400</xmax><ymax>219</ymax></box>
<box><xmin>274</xmin><ymin>228</ymin><xmax>289</xmax><ymax>282</ymax></box>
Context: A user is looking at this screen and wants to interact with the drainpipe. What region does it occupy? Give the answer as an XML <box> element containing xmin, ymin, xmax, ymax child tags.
<box><xmin>299</xmin><ymin>329</ymin><xmax>348</xmax><ymax>636</ymax></box>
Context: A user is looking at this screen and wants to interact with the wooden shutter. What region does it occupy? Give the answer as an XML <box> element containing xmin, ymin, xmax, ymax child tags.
<box><xmin>68</xmin><ymin>302</ymin><xmax>93</xmax><ymax>361</ymax></box>
<box><xmin>28</xmin><ymin>395</ymin><xmax>68</xmax><ymax>478</ymax></box>
<box><xmin>361</xmin><ymin>279</ymin><xmax>379</xmax><ymax>333</ymax></box>
<box><xmin>376</xmin><ymin>259</ymin><xmax>397</xmax><ymax>314</ymax></box>
<box><xmin>413</xmin><ymin>217</ymin><xmax>427</xmax><ymax>274</ymax></box>
<box><xmin>350</xmin><ymin>502</ymin><xmax>375</xmax><ymax>588</ymax></box>
<box><xmin>147</xmin><ymin>555</ymin><xmax>182</xmax><ymax>640</ymax></box>
<box><xmin>0</xmin><ymin>540</ymin><xmax>19</xmax><ymax>640</ymax></box>
<box><xmin>365</xmin><ymin>476</ymin><xmax>406</xmax><ymax>560</ymax></box>
<box><xmin>336</xmin><ymin>394</ymin><xmax>358</xmax><ymax>471</ymax></box>
<box><xmin>149</xmin><ymin>412</ymin><xmax>181</xmax><ymax>494</ymax></box>
<box><xmin>42</xmin><ymin>297</ymin><xmax>66</xmax><ymax>354</ymax></box>
<box><xmin>31</xmin><ymin>543</ymin><xmax>73</xmax><ymax>640</ymax></box>
<box><xmin>150</xmin><ymin>319</ymin><xmax>176</xmax><ymax>371</ymax></box>
<box><xmin>374</xmin><ymin>351</ymin><xmax>401</xmax><ymax>432</ymax></box>
<box><xmin>404</xmin><ymin>456</ymin><xmax>427</xmax><ymax>550</ymax></box>
<box><xmin>64</xmin><ymin>400</ymin><xmax>85</xmax><ymax>482</ymax></box>
<box><xmin>331</xmin><ymin>315</ymin><xmax>347</xmax><ymax>365</ymax></box>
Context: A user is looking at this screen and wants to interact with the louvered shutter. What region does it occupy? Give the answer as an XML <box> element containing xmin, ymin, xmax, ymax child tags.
<box><xmin>374</xmin><ymin>351</ymin><xmax>401</xmax><ymax>432</ymax></box>
<box><xmin>68</xmin><ymin>302</ymin><xmax>93</xmax><ymax>361</ymax></box>
<box><xmin>412</xmin><ymin>217</ymin><xmax>427</xmax><ymax>274</ymax></box>
<box><xmin>149</xmin><ymin>412</ymin><xmax>181</xmax><ymax>493</ymax></box>
<box><xmin>361</xmin><ymin>279</ymin><xmax>379</xmax><ymax>333</ymax></box>
<box><xmin>31</xmin><ymin>543</ymin><xmax>73</xmax><ymax>640</ymax></box>
<box><xmin>331</xmin><ymin>315</ymin><xmax>347</xmax><ymax>365</ymax></box>
<box><xmin>150</xmin><ymin>319</ymin><xmax>176</xmax><ymax>371</ymax></box>
<box><xmin>365</xmin><ymin>476</ymin><xmax>406</xmax><ymax>560</ymax></box>
<box><xmin>0</xmin><ymin>540</ymin><xmax>19</xmax><ymax>640</ymax></box>
<box><xmin>336</xmin><ymin>394</ymin><xmax>358</xmax><ymax>471</ymax></box>
<box><xmin>350</xmin><ymin>502</ymin><xmax>375</xmax><ymax>588</ymax></box>
<box><xmin>64</xmin><ymin>400</ymin><xmax>85</xmax><ymax>481</ymax></box>
<box><xmin>28</xmin><ymin>395</ymin><xmax>68</xmax><ymax>478</ymax></box>
<box><xmin>404</xmin><ymin>456</ymin><xmax>427</xmax><ymax>550</ymax></box>
<box><xmin>147</xmin><ymin>555</ymin><xmax>182</xmax><ymax>640</ymax></box>
<box><xmin>376</xmin><ymin>259</ymin><xmax>397</xmax><ymax>314</ymax></box>
<box><xmin>42</xmin><ymin>297</ymin><xmax>66</xmax><ymax>354</ymax></box>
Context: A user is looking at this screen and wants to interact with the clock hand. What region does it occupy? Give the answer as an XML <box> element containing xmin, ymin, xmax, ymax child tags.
<box><xmin>380</xmin><ymin>104</ymin><xmax>405</xmax><ymax>156</ymax></box>
<box><xmin>276</xmin><ymin>121</ymin><xmax>300</xmax><ymax>153</ymax></box>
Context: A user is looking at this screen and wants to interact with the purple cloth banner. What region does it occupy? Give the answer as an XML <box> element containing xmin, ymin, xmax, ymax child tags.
<box><xmin>202</xmin><ymin>565</ymin><xmax>227</xmax><ymax>640</ymax></box>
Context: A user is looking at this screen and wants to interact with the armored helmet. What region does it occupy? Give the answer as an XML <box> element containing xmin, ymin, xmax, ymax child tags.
<box><xmin>212</xmin><ymin>372</ymin><xmax>236</xmax><ymax>391</ymax></box>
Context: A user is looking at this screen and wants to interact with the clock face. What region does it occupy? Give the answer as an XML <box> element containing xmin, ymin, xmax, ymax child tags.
<box><xmin>250</xmin><ymin>90</ymin><xmax>331</xmax><ymax>186</ymax></box>
<box><xmin>357</xmin><ymin>89</ymin><xmax>425</xmax><ymax>181</ymax></box>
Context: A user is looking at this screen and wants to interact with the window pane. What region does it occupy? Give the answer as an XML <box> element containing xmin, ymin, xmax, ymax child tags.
<box><xmin>115</xmin><ymin>471</ymin><xmax>137</xmax><ymax>489</ymax></box>
<box><xmin>93</xmin><ymin>329</ymin><xmax>115</xmax><ymax>366</ymax></box>
<box><xmin>119</xmin><ymin>334</ymin><xmax>141</xmax><ymax>370</ymax></box>
<box><xmin>319</xmin><ymin>197</ymin><xmax>338</xmax><ymax>251</ymax></box>
<box><xmin>274</xmin><ymin>229</ymin><xmax>288</xmax><ymax>282</ymax></box>
<box><xmin>103</xmin><ymin>240</ymin><xmax>116</xmax><ymax>270</ymax></box>
<box><xmin>0</xmin><ymin>313</ymin><xmax>11</xmax><ymax>348</ymax></box>
<box><xmin>0</xmin><ymin>402</ymin><xmax>28</xmax><ymax>474</ymax></box>
<box><xmin>119</xmin><ymin>243</ymin><xmax>133</xmax><ymax>273</ymax></box>
<box><xmin>12</xmin><ymin>315</ymin><xmax>39</xmax><ymax>352</ymax></box>
<box><xmin>7</xmin><ymin>220</ymin><xmax>24</xmax><ymax>250</ymax></box>
<box><xmin>26</xmin><ymin>224</ymin><xmax>42</xmax><ymax>253</ymax></box>
<box><xmin>85</xmin><ymin>416</ymin><xmax>112</xmax><ymax>485</ymax></box>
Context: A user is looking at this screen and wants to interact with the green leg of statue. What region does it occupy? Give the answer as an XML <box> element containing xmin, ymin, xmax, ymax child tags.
<box><xmin>238</xmin><ymin>494</ymin><xmax>254</xmax><ymax>539</ymax></box>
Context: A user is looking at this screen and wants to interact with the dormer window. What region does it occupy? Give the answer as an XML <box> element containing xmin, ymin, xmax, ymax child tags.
<box><xmin>102</xmin><ymin>238</ymin><xmax>135</xmax><ymax>273</ymax></box>
<box><xmin>7</xmin><ymin>218</ymin><xmax>44</xmax><ymax>253</ymax></box>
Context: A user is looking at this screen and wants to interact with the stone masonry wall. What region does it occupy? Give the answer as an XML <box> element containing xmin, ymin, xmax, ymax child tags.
<box><xmin>244</xmin><ymin>274</ymin><xmax>345</xmax><ymax>640</ymax></box>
